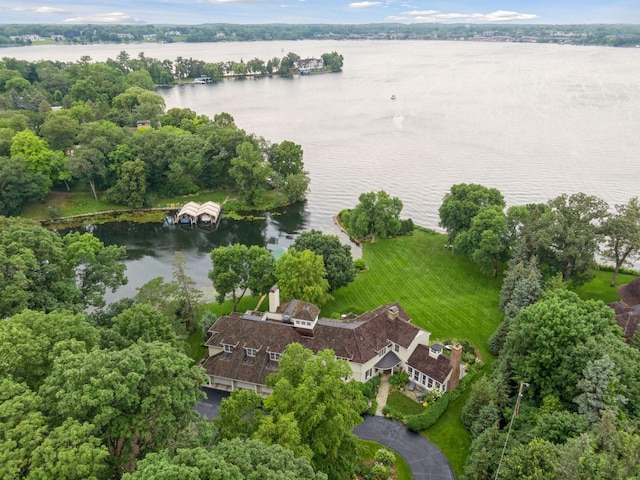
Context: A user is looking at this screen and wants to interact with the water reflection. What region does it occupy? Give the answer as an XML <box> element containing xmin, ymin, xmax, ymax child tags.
<box><xmin>63</xmin><ymin>204</ymin><xmax>312</xmax><ymax>302</ymax></box>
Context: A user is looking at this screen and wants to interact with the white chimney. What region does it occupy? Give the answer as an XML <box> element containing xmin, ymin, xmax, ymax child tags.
<box><xmin>269</xmin><ymin>285</ymin><xmax>280</xmax><ymax>313</ymax></box>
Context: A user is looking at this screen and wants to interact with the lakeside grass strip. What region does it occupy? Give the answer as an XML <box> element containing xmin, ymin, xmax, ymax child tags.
<box><xmin>321</xmin><ymin>229</ymin><xmax>503</xmax><ymax>365</ymax></box>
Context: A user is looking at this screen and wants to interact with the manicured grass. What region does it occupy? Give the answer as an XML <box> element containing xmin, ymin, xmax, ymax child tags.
<box><xmin>205</xmin><ymin>295</ymin><xmax>262</xmax><ymax>316</ymax></box>
<box><xmin>386</xmin><ymin>391</ymin><xmax>425</xmax><ymax>416</ymax></box>
<box><xmin>321</xmin><ymin>229</ymin><xmax>504</xmax><ymax>366</ymax></box>
<box><xmin>423</xmin><ymin>375</ymin><xmax>478</xmax><ymax>478</ymax></box>
<box><xmin>573</xmin><ymin>269</ymin><xmax>637</xmax><ymax>304</ymax></box>
<box><xmin>357</xmin><ymin>439</ymin><xmax>413</xmax><ymax>480</ymax></box>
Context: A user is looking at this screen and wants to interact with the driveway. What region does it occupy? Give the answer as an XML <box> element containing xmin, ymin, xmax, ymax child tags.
<box><xmin>197</xmin><ymin>387</ymin><xmax>455</xmax><ymax>480</ymax></box>
<box><xmin>354</xmin><ymin>415</ymin><xmax>455</xmax><ymax>480</ymax></box>
<box><xmin>195</xmin><ymin>387</ymin><xmax>229</xmax><ymax>419</ymax></box>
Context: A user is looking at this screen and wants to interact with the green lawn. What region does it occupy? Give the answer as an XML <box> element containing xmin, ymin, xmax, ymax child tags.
<box><xmin>321</xmin><ymin>229</ymin><xmax>504</xmax><ymax>365</ymax></box>
<box><xmin>573</xmin><ymin>269</ymin><xmax>636</xmax><ymax>304</ymax></box>
<box><xmin>423</xmin><ymin>375</ymin><xmax>478</xmax><ymax>477</ymax></box>
<box><xmin>386</xmin><ymin>391</ymin><xmax>425</xmax><ymax>416</ymax></box>
<box><xmin>357</xmin><ymin>439</ymin><xmax>413</xmax><ymax>480</ymax></box>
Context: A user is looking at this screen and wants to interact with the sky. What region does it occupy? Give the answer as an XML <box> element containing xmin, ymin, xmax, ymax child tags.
<box><xmin>2</xmin><ymin>0</ymin><xmax>640</xmax><ymax>25</ymax></box>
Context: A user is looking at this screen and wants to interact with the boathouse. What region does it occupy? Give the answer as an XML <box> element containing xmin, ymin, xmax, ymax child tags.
<box><xmin>175</xmin><ymin>201</ymin><xmax>221</xmax><ymax>225</ymax></box>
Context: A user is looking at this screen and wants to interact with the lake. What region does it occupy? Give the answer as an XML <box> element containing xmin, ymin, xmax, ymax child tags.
<box><xmin>8</xmin><ymin>41</ymin><xmax>640</xmax><ymax>298</ymax></box>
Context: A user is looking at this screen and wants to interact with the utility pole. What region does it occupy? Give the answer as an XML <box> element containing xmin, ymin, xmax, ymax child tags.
<box><xmin>494</xmin><ymin>382</ymin><xmax>530</xmax><ymax>480</ymax></box>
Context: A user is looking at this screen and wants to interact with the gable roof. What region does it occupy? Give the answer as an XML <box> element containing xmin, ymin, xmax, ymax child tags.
<box><xmin>203</xmin><ymin>302</ymin><xmax>428</xmax><ymax>386</ymax></box>
<box><xmin>406</xmin><ymin>344</ymin><xmax>453</xmax><ymax>384</ymax></box>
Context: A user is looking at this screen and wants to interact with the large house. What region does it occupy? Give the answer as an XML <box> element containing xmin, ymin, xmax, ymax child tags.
<box><xmin>202</xmin><ymin>286</ymin><xmax>463</xmax><ymax>395</ymax></box>
<box><xmin>610</xmin><ymin>276</ymin><xmax>640</xmax><ymax>341</ymax></box>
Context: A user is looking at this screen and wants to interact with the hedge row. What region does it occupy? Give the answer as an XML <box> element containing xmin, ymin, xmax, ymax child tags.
<box><xmin>405</xmin><ymin>365</ymin><xmax>483</xmax><ymax>432</ymax></box>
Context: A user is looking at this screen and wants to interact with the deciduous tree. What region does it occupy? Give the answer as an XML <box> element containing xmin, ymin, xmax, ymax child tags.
<box><xmin>345</xmin><ymin>190</ymin><xmax>404</xmax><ymax>243</ymax></box>
<box><xmin>275</xmin><ymin>248</ymin><xmax>331</xmax><ymax>306</ymax></box>
<box><xmin>292</xmin><ymin>229</ymin><xmax>355</xmax><ymax>292</ymax></box>
<box><xmin>439</xmin><ymin>183</ymin><xmax>505</xmax><ymax>243</ymax></box>
<box><xmin>531</xmin><ymin>193</ymin><xmax>608</xmax><ymax>285</ymax></box>
<box><xmin>264</xmin><ymin>344</ymin><xmax>366</xmax><ymax>479</ymax></box>
<box><xmin>454</xmin><ymin>205</ymin><xmax>510</xmax><ymax>277</ymax></box>
<box><xmin>209</xmin><ymin>244</ymin><xmax>275</xmax><ymax>311</ymax></box>
<box><xmin>601</xmin><ymin>197</ymin><xmax>640</xmax><ymax>286</ymax></box>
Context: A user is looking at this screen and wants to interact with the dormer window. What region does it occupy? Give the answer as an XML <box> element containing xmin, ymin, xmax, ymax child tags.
<box><xmin>269</xmin><ymin>352</ymin><xmax>281</xmax><ymax>361</ymax></box>
<box><xmin>245</xmin><ymin>347</ymin><xmax>257</xmax><ymax>357</ymax></box>
<box><xmin>223</xmin><ymin>344</ymin><xmax>234</xmax><ymax>353</ymax></box>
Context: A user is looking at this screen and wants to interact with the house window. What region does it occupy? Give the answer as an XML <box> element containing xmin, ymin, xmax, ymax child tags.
<box><xmin>269</xmin><ymin>352</ymin><xmax>281</xmax><ymax>361</ymax></box>
<box><xmin>427</xmin><ymin>378</ymin><xmax>433</xmax><ymax>388</ymax></box>
<box><xmin>365</xmin><ymin>368</ymin><xmax>372</xmax><ymax>380</ymax></box>
<box><xmin>379</xmin><ymin>347</ymin><xmax>387</xmax><ymax>357</ymax></box>
<box><xmin>407</xmin><ymin>366</ymin><xmax>413</xmax><ymax>375</ymax></box>
<box><xmin>223</xmin><ymin>344</ymin><xmax>234</xmax><ymax>353</ymax></box>
<box><xmin>413</xmin><ymin>370</ymin><xmax>420</xmax><ymax>381</ymax></box>
<box><xmin>394</xmin><ymin>344</ymin><xmax>400</xmax><ymax>352</ymax></box>
<box><xmin>421</xmin><ymin>374</ymin><xmax>427</xmax><ymax>385</ymax></box>
<box><xmin>245</xmin><ymin>348</ymin><xmax>257</xmax><ymax>357</ymax></box>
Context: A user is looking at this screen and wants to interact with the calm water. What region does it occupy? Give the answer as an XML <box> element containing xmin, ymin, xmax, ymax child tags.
<box><xmin>9</xmin><ymin>41</ymin><xmax>640</xmax><ymax>297</ymax></box>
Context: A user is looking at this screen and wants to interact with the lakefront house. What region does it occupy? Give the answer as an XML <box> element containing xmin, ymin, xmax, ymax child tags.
<box><xmin>202</xmin><ymin>286</ymin><xmax>463</xmax><ymax>395</ymax></box>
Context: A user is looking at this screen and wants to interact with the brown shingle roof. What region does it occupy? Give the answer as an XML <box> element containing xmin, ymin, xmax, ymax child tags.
<box><xmin>618</xmin><ymin>277</ymin><xmax>640</xmax><ymax>307</ymax></box>
<box><xmin>407</xmin><ymin>344</ymin><xmax>452</xmax><ymax>384</ymax></box>
<box><xmin>204</xmin><ymin>302</ymin><xmax>427</xmax><ymax>386</ymax></box>
<box><xmin>609</xmin><ymin>301</ymin><xmax>640</xmax><ymax>340</ymax></box>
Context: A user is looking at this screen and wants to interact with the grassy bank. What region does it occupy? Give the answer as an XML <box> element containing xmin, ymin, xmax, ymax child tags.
<box><xmin>321</xmin><ymin>228</ymin><xmax>503</xmax><ymax>365</ymax></box>
<box><xmin>22</xmin><ymin>188</ymin><xmax>289</xmax><ymax>225</ymax></box>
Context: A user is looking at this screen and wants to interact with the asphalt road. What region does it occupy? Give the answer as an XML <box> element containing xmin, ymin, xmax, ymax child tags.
<box><xmin>354</xmin><ymin>415</ymin><xmax>455</xmax><ymax>480</ymax></box>
<box><xmin>197</xmin><ymin>387</ymin><xmax>455</xmax><ymax>480</ymax></box>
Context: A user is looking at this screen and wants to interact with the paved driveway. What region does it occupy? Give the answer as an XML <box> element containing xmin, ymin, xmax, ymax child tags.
<box><xmin>197</xmin><ymin>388</ymin><xmax>455</xmax><ymax>480</ymax></box>
<box><xmin>354</xmin><ymin>416</ymin><xmax>455</xmax><ymax>480</ymax></box>
<box><xmin>195</xmin><ymin>387</ymin><xmax>229</xmax><ymax>419</ymax></box>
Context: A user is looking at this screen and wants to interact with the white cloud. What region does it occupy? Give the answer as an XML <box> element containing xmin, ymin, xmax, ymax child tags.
<box><xmin>404</xmin><ymin>10</ymin><xmax>439</xmax><ymax>16</ymax></box>
<box><xmin>401</xmin><ymin>9</ymin><xmax>537</xmax><ymax>23</ymax></box>
<box><xmin>64</xmin><ymin>12</ymin><xmax>145</xmax><ymax>24</ymax></box>
<box><xmin>12</xmin><ymin>6</ymin><xmax>68</xmax><ymax>14</ymax></box>
<box><xmin>349</xmin><ymin>1</ymin><xmax>383</xmax><ymax>8</ymax></box>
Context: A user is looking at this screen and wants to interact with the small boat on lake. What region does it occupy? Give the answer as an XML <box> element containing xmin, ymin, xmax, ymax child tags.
<box><xmin>391</xmin><ymin>95</ymin><xmax>396</xmax><ymax>100</ymax></box>
<box><xmin>193</xmin><ymin>76</ymin><xmax>212</xmax><ymax>84</ymax></box>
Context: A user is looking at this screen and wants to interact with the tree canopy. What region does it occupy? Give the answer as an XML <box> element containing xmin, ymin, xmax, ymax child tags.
<box><xmin>0</xmin><ymin>217</ymin><xmax>126</xmax><ymax>317</ymax></box>
<box><xmin>343</xmin><ymin>190</ymin><xmax>406</xmax><ymax>243</ymax></box>
<box><xmin>209</xmin><ymin>244</ymin><xmax>275</xmax><ymax>311</ymax></box>
<box><xmin>292</xmin><ymin>229</ymin><xmax>355</xmax><ymax>292</ymax></box>
<box><xmin>438</xmin><ymin>183</ymin><xmax>505</xmax><ymax>243</ymax></box>
<box><xmin>275</xmin><ymin>248</ymin><xmax>331</xmax><ymax>306</ymax></box>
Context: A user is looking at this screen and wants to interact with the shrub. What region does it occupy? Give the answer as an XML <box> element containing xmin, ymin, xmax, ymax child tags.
<box><xmin>354</xmin><ymin>258</ymin><xmax>367</xmax><ymax>272</ymax></box>
<box><xmin>400</xmin><ymin>218</ymin><xmax>415</xmax><ymax>235</ymax></box>
<box><xmin>389</xmin><ymin>371</ymin><xmax>409</xmax><ymax>389</ymax></box>
<box><xmin>382</xmin><ymin>405</ymin><xmax>405</xmax><ymax>422</ymax></box>
<box><xmin>374</xmin><ymin>448</ymin><xmax>395</xmax><ymax>466</ymax></box>
<box><xmin>406</xmin><ymin>394</ymin><xmax>451</xmax><ymax>432</ymax></box>
<box><xmin>371</xmin><ymin>463</ymin><xmax>390</xmax><ymax>480</ymax></box>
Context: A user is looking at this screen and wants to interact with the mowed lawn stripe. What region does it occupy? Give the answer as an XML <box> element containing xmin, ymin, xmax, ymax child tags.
<box><xmin>322</xmin><ymin>229</ymin><xmax>503</xmax><ymax>363</ymax></box>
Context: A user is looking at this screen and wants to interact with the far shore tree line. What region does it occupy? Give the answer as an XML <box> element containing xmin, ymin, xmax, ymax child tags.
<box><xmin>0</xmin><ymin>54</ymin><xmax>318</xmax><ymax>215</ymax></box>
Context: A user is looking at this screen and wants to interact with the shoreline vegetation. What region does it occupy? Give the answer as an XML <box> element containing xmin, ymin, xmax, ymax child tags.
<box><xmin>2</xmin><ymin>23</ymin><xmax>640</xmax><ymax>48</ymax></box>
<box><xmin>25</xmin><ymin>188</ymin><xmax>298</xmax><ymax>228</ymax></box>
